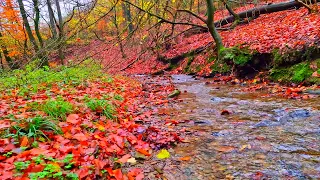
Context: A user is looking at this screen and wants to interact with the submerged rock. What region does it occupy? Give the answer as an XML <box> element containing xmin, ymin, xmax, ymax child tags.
<box><xmin>253</xmin><ymin>120</ymin><xmax>281</xmax><ymax>128</ymax></box>
<box><xmin>304</xmin><ymin>89</ymin><xmax>320</xmax><ymax>95</ymax></box>
<box><xmin>288</xmin><ymin>109</ymin><xmax>310</xmax><ymax>118</ymax></box>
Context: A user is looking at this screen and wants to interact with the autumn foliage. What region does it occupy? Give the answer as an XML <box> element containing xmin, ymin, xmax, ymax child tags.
<box><xmin>0</xmin><ymin>72</ymin><xmax>182</xmax><ymax>179</ymax></box>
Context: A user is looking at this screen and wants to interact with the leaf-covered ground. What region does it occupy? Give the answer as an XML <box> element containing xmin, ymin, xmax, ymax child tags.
<box><xmin>0</xmin><ymin>73</ymin><xmax>184</xmax><ymax>179</ymax></box>
<box><xmin>63</xmin><ymin>3</ymin><xmax>320</xmax><ymax>76</ymax></box>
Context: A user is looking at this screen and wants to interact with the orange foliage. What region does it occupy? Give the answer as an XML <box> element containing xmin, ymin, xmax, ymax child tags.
<box><xmin>0</xmin><ymin>0</ymin><xmax>26</xmax><ymax>58</ymax></box>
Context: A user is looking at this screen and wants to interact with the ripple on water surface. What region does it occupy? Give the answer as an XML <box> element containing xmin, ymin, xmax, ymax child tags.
<box><xmin>169</xmin><ymin>75</ymin><xmax>320</xmax><ymax>179</ymax></box>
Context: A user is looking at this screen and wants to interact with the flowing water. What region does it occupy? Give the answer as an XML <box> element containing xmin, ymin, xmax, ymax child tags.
<box><xmin>162</xmin><ymin>75</ymin><xmax>320</xmax><ymax>180</ymax></box>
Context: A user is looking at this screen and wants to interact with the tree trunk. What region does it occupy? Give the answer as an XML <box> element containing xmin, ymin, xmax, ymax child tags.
<box><xmin>0</xmin><ymin>32</ymin><xmax>18</xmax><ymax>69</ymax></box>
<box><xmin>33</xmin><ymin>0</ymin><xmax>44</xmax><ymax>48</ymax></box>
<box><xmin>114</xmin><ymin>7</ymin><xmax>126</xmax><ymax>58</ymax></box>
<box><xmin>214</xmin><ymin>0</ymin><xmax>320</xmax><ymax>27</ymax></box>
<box><xmin>122</xmin><ymin>2</ymin><xmax>134</xmax><ymax>34</ymax></box>
<box><xmin>17</xmin><ymin>0</ymin><xmax>39</xmax><ymax>52</ymax></box>
<box><xmin>224</xmin><ymin>1</ymin><xmax>239</xmax><ymax>21</ymax></box>
<box><xmin>47</xmin><ymin>0</ymin><xmax>57</xmax><ymax>38</ymax></box>
<box><xmin>55</xmin><ymin>0</ymin><xmax>65</xmax><ymax>64</ymax></box>
<box><xmin>206</xmin><ymin>0</ymin><xmax>224</xmax><ymax>52</ymax></box>
<box><xmin>0</xmin><ymin>52</ymin><xmax>3</xmax><ymax>70</ymax></box>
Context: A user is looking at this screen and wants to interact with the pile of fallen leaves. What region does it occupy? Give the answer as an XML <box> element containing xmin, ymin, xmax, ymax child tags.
<box><xmin>0</xmin><ymin>75</ymin><xmax>182</xmax><ymax>179</ymax></box>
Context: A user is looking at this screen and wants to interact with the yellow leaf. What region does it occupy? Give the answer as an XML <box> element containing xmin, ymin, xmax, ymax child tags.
<box><xmin>97</xmin><ymin>124</ymin><xmax>105</xmax><ymax>131</ymax></box>
<box><xmin>156</xmin><ymin>149</ymin><xmax>170</xmax><ymax>159</ymax></box>
<box><xmin>127</xmin><ymin>157</ymin><xmax>137</xmax><ymax>164</ymax></box>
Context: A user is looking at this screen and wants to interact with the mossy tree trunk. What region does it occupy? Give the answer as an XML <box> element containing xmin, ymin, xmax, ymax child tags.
<box><xmin>33</xmin><ymin>0</ymin><xmax>44</xmax><ymax>48</ymax></box>
<box><xmin>206</xmin><ymin>0</ymin><xmax>224</xmax><ymax>53</ymax></box>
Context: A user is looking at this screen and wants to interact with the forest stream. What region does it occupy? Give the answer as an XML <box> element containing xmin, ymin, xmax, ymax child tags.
<box><xmin>142</xmin><ymin>75</ymin><xmax>320</xmax><ymax>180</ymax></box>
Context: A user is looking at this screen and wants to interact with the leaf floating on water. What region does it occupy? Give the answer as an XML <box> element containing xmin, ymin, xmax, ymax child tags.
<box><xmin>157</xmin><ymin>149</ymin><xmax>170</xmax><ymax>159</ymax></box>
<box><xmin>239</xmin><ymin>144</ymin><xmax>252</xmax><ymax>151</ymax></box>
<box><xmin>168</xmin><ymin>89</ymin><xmax>181</xmax><ymax>98</ymax></box>
<box><xmin>179</xmin><ymin>156</ymin><xmax>191</xmax><ymax>161</ymax></box>
<box><xmin>213</xmin><ymin>146</ymin><xmax>235</xmax><ymax>153</ymax></box>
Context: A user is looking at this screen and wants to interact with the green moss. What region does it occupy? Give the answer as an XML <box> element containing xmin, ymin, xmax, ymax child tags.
<box><xmin>207</xmin><ymin>56</ymin><xmax>216</xmax><ymax>63</ymax></box>
<box><xmin>272</xmin><ymin>49</ymin><xmax>285</xmax><ymax>67</ymax></box>
<box><xmin>270</xmin><ymin>62</ymin><xmax>314</xmax><ymax>83</ymax></box>
<box><xmin>184</xmin><ymin>56</ymin><xmax>195</xmax><ymax>73</ymax></box>
<box><xmin>307</xmin><ymin>77</ymin><xmax>320</xmax><ymax>85</ymax></box>
<box><xmin>316</xmin><ymin>59</ymin><xmax>320</xmax><ymax>72</ymax></box>
<box><xmin>195</xmin><ymin>65</ymin><xmax>202</xmax><ymax>72</ymax></box>
<box><xmin>168</xmin><ymin>62</ymin><xmax>179</xmax><ymax>70</ymax></box>
<box><xmin>220</xmin><ymin>47</ymin><xmax>252</xmax><ymax>66</ymax></box>
<box><xmin>291</xmin><ymin>63</ymin><xmax>313</xmax><ymax>83</ymax></box>
<box><xmin>210</xmin><ymin>62</ymin><xmax>232</xmax><ymax>74</ymax></box>
<box><xmin>270</xmin><ymin>68</ymin><xmax>291</xmax><ymax>82</ymax></box>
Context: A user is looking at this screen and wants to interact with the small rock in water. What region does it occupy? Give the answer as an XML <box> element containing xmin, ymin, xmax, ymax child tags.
<box><xmin>221</xmin><ymin>110</ymin><xmax>231</xmax><ymax>115</ymax></box>
<box><xmin>304</xmin><ymin>89</ymin><xmax>320</xmax><ymax>95</ymax></box>
<box><xmin>253</xmin><ymin>120</ymin><xmax>280</xmax><ymax>128</ymax></box>
<box><xmin>288</xmin><ymin>109</ymin><xmax>310</xmax><ymax>118</ymax></box>
<box><xmin>194</xmin><ymin>120</ymin><xmax>211</xmax><ymax>125</ymax></box>
<box><xmin>211</xmin><ymin>130</ymin><xmax>232</xmax><ymax>137</ymax></box>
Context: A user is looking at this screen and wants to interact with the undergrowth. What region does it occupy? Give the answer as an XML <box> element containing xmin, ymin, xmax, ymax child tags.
<box><xmin>42</xmin><ymin>96</ymin><xmax>73</xmax><ymax>119</ymax></box>
<box><xmin>14</xmin><ymin>154</ymin><xmax>78</xmax><ymax>179</ymax></box>
<box><xmin>0</xmin><ymin>60</ymin><xmax>109</xmax><ymax>95</ymax></box>
<box><xmin>85</xmin><ymin>98</ymin><xmax>115</xmax><ymax>119</ymax></box>
<box><xmin>4</xmin><ymin>116</ymin><xmax>62</xmax><ymax>142</ymax></box>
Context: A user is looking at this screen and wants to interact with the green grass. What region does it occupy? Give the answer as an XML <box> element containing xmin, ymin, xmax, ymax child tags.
<box><xmin>86</xmin><ymin>99</ymin><xmax>115</xmax><ymax>119</ymax></box>
<box><xmin>4</xmin><ymin>116</ymin><xmax>62</xmax><ymax>141</ymax></box>
<box><xmin>42</xmin><ymin>97</ymin><xmax>73</xmax><ymax>118</ymax></box>
<box><xmin>0</xmin><ymin>60</ymin><xmax>110</xmax><ymax>95</ymax></box>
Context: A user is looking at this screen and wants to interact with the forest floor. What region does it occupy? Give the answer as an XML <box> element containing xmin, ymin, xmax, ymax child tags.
<box><xmin>1</xmin><ymin>2</ymin><xmax>320</xmax><ymax>180</ymax></box>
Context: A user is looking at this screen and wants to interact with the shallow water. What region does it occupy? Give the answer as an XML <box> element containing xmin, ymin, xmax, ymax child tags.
<box><xmin>166</xmin><ymin>75</ymin><xmax>320</xmax><ymax>180</ymax></box>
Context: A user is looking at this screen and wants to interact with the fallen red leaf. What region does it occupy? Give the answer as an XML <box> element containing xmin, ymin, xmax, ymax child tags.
<box><xmin>67</xmin><ymin>114</ymin><xmax>80</xmax><ymax>124</ymax></box>
<box><xmin>73</xmin><ymin>133</ymin><xmax>88</xmax><ymax>141</ymax></box>
<box><xmin>117</xmin><ymin>154</ymin><xmax>131</xmax><ymax>163</ymax></box>
<box><xmin>113</xmin><ymin>169</ymin><xmax>123</xmax><ymax>180</ymax></box>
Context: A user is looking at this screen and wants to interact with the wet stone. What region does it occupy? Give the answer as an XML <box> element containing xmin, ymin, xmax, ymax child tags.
<box><xmin>274</xmin><ymin>144</ymin><xmax>306</xmax><ymax>152</ymax></box>
<box><xmin>253</xmin><ymin>120</ymin><xmax>281</xmax><ymax>128</ymax></box>
<box><xmin>211</xmin><ymin>130</ymin><xmax>232</xmax><ymax>137</ymax></box>
<box><xmin>183</xmin><ymin>168</ymin><xmax>193</xmax><ymax>176</ymax></box>
<box><xmin>288</xmin><ymin>109</ymin><xmax>310</xmax><ymax>118</ymax></box>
